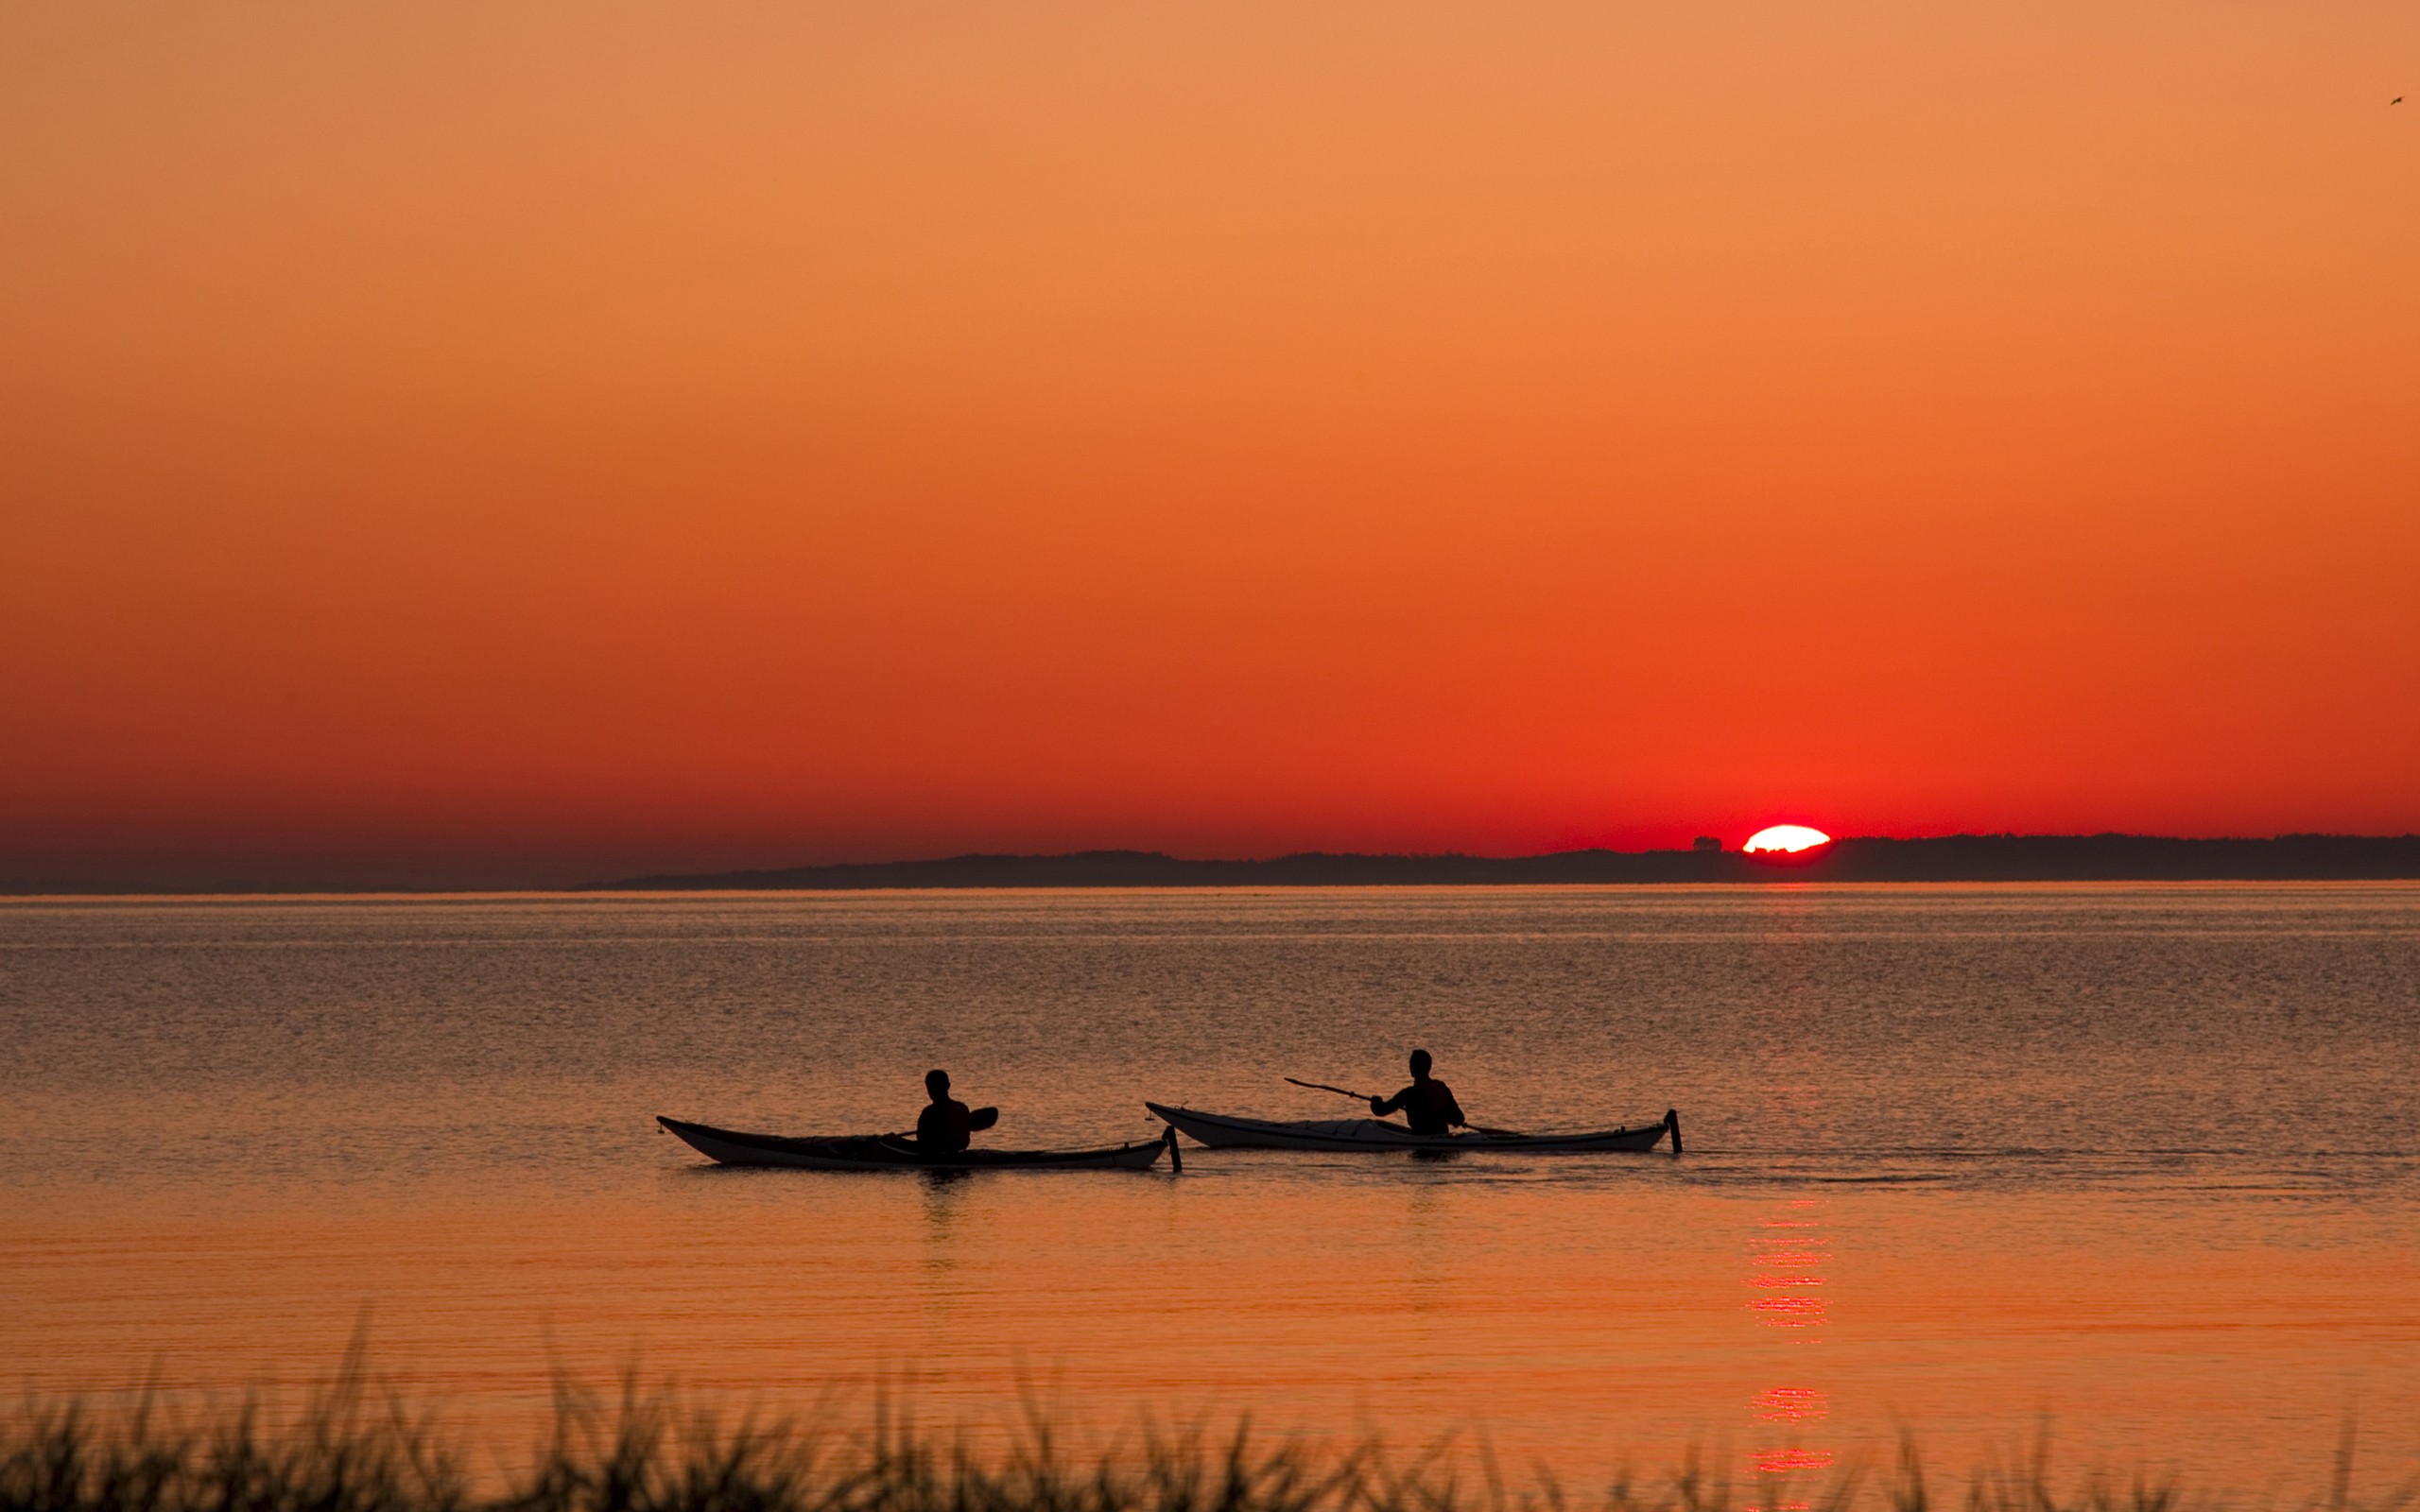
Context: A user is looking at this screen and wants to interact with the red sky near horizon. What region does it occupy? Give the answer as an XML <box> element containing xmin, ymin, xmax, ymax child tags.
<box><xmin>5</xmin><ymin>2</ymin><xmax>2417</xmax><ymax>889</ymax></box>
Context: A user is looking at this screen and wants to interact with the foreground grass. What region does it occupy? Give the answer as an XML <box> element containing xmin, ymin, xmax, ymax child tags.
<box><xmin>3</xmin><ymin>1377</ymin><xmax>2411</xmax><ymax>1512</ymax></box>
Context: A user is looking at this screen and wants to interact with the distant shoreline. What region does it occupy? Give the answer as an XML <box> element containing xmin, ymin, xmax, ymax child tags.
<box><xmin>586</xmin><ymin>834</ymin><xmax>2420</xmax><ymax>891</ymax></box>
<box><xmin>10</xmin><ymin>835</ymin><xmax>2419</xmax><ymax>897</ymax></box>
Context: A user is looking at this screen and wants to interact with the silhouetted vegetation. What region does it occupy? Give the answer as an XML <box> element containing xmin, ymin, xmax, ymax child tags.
<box><xmin>5</xmin><ymin>1376</ymin><xmax>2412</xmax><ymax>1512</ymax></box>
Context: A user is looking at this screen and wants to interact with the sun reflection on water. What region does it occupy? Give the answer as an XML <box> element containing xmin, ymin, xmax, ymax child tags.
<box><xmin>1754</xmin><ymin>1388</ymin><xmax>1827</xmax><ymax>1423</ymax></box>
<box><xmin>1746</xmin><ymin>1199</ymin><xmax>1834</xmax><ymax>1512</ymax></box>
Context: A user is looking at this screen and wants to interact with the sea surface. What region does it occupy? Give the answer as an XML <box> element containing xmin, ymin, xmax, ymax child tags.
<box><xmin>3</xmin><ymin>886</ymin><xmax>2416</xmax><ymax>1496</ymax></box>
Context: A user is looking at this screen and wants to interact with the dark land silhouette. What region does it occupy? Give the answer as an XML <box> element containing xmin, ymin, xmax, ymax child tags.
<box><xmin>590</xmin><ymin>833</ymin><xmax>2420</xmax><ymax>890</ymax></box>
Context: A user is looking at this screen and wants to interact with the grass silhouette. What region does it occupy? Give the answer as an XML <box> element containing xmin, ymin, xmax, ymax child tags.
<box><xmin>5</xmin><ymin>1364</ymin><xmax>2411</xmax><ymax>1512</ymax></box>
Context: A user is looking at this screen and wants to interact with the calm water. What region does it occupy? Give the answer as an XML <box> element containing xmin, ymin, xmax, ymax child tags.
<box><xmin>4</xmin><ymin>886</ymin><xmax>2416</xmax><ymax>1494</ymax></box>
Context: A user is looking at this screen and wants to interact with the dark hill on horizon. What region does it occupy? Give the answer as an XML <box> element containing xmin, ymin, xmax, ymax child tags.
<box><xmin>589</xmin><ymin>833</ymin><xmax>2420</xmax><ymax>890</ymax></box>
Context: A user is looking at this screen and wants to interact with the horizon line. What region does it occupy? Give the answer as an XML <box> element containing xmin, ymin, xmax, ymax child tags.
<box><xmin>11</xmin><ymin>832</ymin><xmax>2420</xmax><ymax>899</ymax></box>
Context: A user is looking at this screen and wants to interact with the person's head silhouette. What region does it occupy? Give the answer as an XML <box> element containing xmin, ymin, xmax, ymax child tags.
<box><xmin>1409</xmin><ymin>1049</ymin><xmax>1433</xmax><ymax>1079</ymax></box>
<box><xmin>925</xmin><ymin>1069</ymin><xmax>952</xmax><ymax>1102</ymax></box>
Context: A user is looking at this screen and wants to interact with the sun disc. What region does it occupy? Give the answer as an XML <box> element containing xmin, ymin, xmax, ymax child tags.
<box><xmin>1743</xmin><ymin>824</ymin><xmax>1832</xmax><ymax>854</ymax></box>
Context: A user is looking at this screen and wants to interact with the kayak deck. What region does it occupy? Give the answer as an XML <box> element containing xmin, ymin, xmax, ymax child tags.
<box><xmin>659</xmin><ymin>1115</ymin><xmax>1175</xmax><ymax>1171</ymax></box>
<box><xmin>1145</xmin><ymin>1103</ymin><xmax>1678</xmax><ymax>1154</ymax></box>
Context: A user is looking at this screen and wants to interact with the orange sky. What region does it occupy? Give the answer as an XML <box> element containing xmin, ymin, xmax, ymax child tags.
<box><xmin>4</xmin><ymin>1</ymin><xmax>2416</xmax><ymax>888</ymax></box>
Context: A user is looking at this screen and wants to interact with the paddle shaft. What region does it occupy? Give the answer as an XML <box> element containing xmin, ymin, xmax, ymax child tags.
<box><xmin>1285</xmin><ymin>1076</ymin><xmax>1525</xmax><ymax>1139</ymax></box>
<box><xmin>1286</xmin><ymin>1076</ymin><xmax>1373</xmax><ymax>1101</ymax></box>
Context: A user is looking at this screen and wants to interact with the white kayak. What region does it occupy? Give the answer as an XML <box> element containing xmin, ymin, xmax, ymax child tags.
<box><xmin>1145</xmin><ymin>1103</ymin><xmax>1680</xmax><ymax>1154</ymax></box>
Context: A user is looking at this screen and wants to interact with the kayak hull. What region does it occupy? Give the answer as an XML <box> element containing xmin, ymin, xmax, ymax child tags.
<box><xmin>659</xmin><ymin>1115</ymin><xmax>1173</xmax><ymax>1171</ymax></box>
<box><xmin>1144</xmin><ymin>1103</ymin><xmax>1677</xmax><ymax>1154</ymax></box>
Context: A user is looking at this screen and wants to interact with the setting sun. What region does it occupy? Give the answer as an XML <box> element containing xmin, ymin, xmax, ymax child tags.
<box><xmin>1742</xmin><ymin>825</ymin><xmax>1833</xmax><ymax>854</ymax></box>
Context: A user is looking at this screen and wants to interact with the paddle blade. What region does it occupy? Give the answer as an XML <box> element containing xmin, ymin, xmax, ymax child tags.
<box><xmin>969</xmin><ymin>1106</ymin><xmax>999</xmax><ymax>1131</ymax></box>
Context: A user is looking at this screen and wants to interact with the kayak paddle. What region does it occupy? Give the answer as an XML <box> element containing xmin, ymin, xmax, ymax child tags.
<box><xmin>1284</xmin><ymin>1076</ymin><xmax>1527</xmax><ymax>1139</ymax></box>
<box><xmin>1285</xmin><ymin>1076</ymin><xmax>1373</xmax><ymax>1100</ymax></box>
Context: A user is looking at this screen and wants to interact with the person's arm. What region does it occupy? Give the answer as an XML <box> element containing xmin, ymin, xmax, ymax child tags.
<box><xmin>1443</xmin><ymin>1087</ymin><xmax>1467</xmax><ymax>1127</ymax></box>
<box><xmin>1369</xmin><ymin>1086</ymin><xmax>1409</xmax><ymax>1116</ymax></box>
